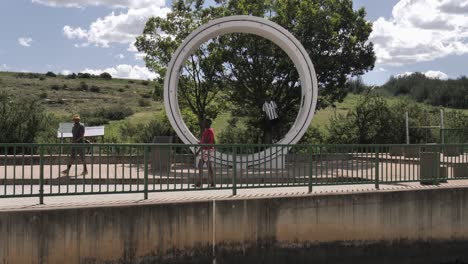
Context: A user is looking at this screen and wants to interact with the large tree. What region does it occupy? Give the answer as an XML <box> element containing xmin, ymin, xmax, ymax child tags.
<box><xmin>137</xmin><ymin>0</ymin><xmax>375</xmax><ymax>142</ymax></box>
<box><xmin>135</xmin><ymin>0</ymin><xmax>227</xmax><ymax>135</ymax></box>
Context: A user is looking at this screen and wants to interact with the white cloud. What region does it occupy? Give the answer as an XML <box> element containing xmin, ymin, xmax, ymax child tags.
<box><xmin>395</xmin><ymin>72</ymin><xmax>414</xmax><ymax>78</ymax></box>
<box><xmin>424</xmin><ymin>70</ymin><xmax>449</xmax><ymax>80</ymax></box>
<box><xmin>18</xmin><ymin>37</ymin><xmax>33</xmax><ymax>47</ymax></box>
<box><xmin>61</xmin><ymin>69</ymin><xmax>72</xmax><ymax>75</ymax></box>
<box><xmin>74</xmin><ymin>43</ymin><xmax>90</xmax><ymax>48</ymax></box>
<box><xmin>134</xmin><ymin>53</ymin><xmax>145</xmax><ymax>61</ymax></box>
<box><xmin>116</xmin><ymin>54</ymin><xmax>125</xmax><ymax>59</ymax></box>
<box><xmin>1</xmin><ymin>64</ymin><xmax>8</xmax><ymax>70</ymax></box>
<box><xmin>60</xmin><ymin>2</ymin><xmax>169</xmax><ymax>48</ymax></box>
<box><xmin>81</xmin><ymin>64</ymin><xmax>157</xmax><ymax>80</ymax></box>
<box><xmin>63</xmin><ymin>26</ymin><xmax>87</xmax><ymax>39</ymax></box>
<box><xmin>395</xmin><ymin>70</ymin><xmax>449</xmax><ymax>80</ymax></box>
<box><xmin>127</xmin><ymin>42</ymin><xmax>138</xmax><ymax>52</ymax></box>
<box><xmin>32</xmin><ymin>0</ymin><xmax>164</xmax><ymax>9</ymax></box>
<box><xmin>370</xmin><ymin>0</ymin><xmax>468</xmax><ymax>66</ymax></box>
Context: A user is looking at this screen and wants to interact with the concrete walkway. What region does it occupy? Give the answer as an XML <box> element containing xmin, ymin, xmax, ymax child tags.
<box><xmin>2</xmin><ymin>179</ymin><xmax>468</xmax><ymax>212</ymax></box>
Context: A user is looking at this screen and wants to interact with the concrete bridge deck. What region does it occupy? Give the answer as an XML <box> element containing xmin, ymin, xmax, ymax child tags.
<box><xmin>3</xmin><ymin>179</ymin><xmax>468</xmax><ymax>212</ymax></box>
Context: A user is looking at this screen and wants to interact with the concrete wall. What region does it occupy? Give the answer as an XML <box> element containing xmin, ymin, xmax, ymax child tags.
<box><xmin>2</xmin><ymin>188</ymin><xmax>468</xmax><ymax>263</ymax></box>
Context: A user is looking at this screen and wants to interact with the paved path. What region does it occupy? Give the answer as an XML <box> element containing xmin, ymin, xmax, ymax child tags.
<box><xmin>1</xmin><ymin>159</ymin><xmax>465</xmax><ymax>183</ymax></box>
<box><xmin>2</xmin><ymin>180</ymin><xmax>468</xmax><ymax>212</ymax></box>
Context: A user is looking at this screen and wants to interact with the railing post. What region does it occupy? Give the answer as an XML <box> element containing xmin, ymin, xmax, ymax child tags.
<box><xmin>232</xmin><ymin>146</ymin><xmax>237</xmax><ymax>196</ymax></box>
<box><xmin>39</xmin><ymin>145</ymin><xmax>44</xmax><ymax>204</ymax></box>
<box><xmin>308</xmin><ymin>145</ymin><xmax>313</xmax><ymax>193</ymax></box>
<box><xmin>144</xmin><ymin>145</ymin><xmax>149</xmax><ymax>200</ymax></box>
<box><xmin>375</xmin><ymin>146</ymin><xmax>380</xmax><ymax>190</ymax></box>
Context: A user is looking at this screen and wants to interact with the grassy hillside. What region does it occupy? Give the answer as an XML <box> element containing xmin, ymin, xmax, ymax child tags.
<box><xmin>0</xmin><ymin>71</ymin><xmax>162</xmax><ymax>117</ymax></box>
<box><xmin>1</xmin><ymin>71</ymin><xmax>465</xmax><ymax>143</ymax></box>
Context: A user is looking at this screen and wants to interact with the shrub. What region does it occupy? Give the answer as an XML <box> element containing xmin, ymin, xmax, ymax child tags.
<box><xmin>141</xmin><ymin>80</ymin><xmax>150</xmax><ymax>86</ymax></box>
<box><xmin>326</xmin><ymin>95</ymin><xmax>398</xmax><ymax>144</ymax></box>
<box><xmin>99</xmin><ymin>72</ymin><xmax>112</xmax><ymax>80</ymax></box>
<box><xmin>138</xmin><ymin>98</ymin><xmax>151</xmax><ymax>107</ymax></box>
<box><xmin>79</xmin><ymin>82</ymin><xmax>88</xmax><ymax>91</ymax></box>
<box><xmin>50</xmin><ymin>84</ymin><xmax>60</xmax><ymax>90</ymax></box>
<box><xmin>80</xmin><ymin>106</ymin><xmax>134</xmax><ymax>122</ymax></box>
<box><xmin>100</xmin><ymin>106</ymin><xmax>133</xmax><ymax>120</ymax></box>
<box><xmin>66</xmin><ymin>73</ymin><xmax>77</xmax><ymax>79</ymax></box>
<box><xmin>78</xmin><ymin>72</ymin><xmax>92</xmax><ymax>79</ymax></box>
<box><xmin>15</xmin><ymin>72</ymin><xmax>41</xmax><ymax>79</ymax></box>
<box><xmin>128</xmin><ymin>80</ymin><xmax>135</xmax><ymax>84</ymax></box>
<box><xmin>140</xmin><ymin>92</ymin><xmax>152</xmax><ymax>99</ymax></box>
<box><xmin>118</xmin><ymin>88</ymin><xmax>124</xmax><ymax>92</ymax></box>
<box><xmin>84</xmin><ymin>117</ymin><xmax>109</xmax><ymax>126</ymax></box>
<box><xmin>39</xmin><ymin>92</ymin><xmax>48</xmax><ymax>99</ymax></box>
<box><xmin>45</xmin><ymin>71</ymin><xmax>56</xmax><ymax>77</ymax></box>
<box><xmin>0</xmin><ymin>93</ymin><xmax>48</xmax><ymax>145</ymax></box>
<box><xmin>298</xmin><ymin>126</ymin><xmax>325</xmax><ymax>144</ymax></box>
<box><xmin>324</xmin><ymin>95</ymin><xmax>438</xmax><ymax>144</ymax></box>
<box><xmin>90</xmin><ymin>85</ymin><xmax>100</xmax><ymax>93</ymax></box>
<box><xmin>39</xmin><ymin>77</ymin><xmax>45</xmax><ymax>81</ymax></box>
<box><xmin>153</xmin><ymin>82</ymin><xmax>164</xmax><ymax>101</ymax></box>
<box><xmin>120</xmin><ymin>115</ymin><xmax>176</xmax><ymax>143</ymax></box>
<box><xmin>125</xmin><ymin>84</ymin><xmax>130</xmax><ymax>88</ymax></box>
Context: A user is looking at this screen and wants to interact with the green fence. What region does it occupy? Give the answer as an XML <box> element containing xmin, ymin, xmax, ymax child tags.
<box><xmin>1</xmin><ymin>143</ymin><xmax>467</xmax><ymax>203</ymax></box>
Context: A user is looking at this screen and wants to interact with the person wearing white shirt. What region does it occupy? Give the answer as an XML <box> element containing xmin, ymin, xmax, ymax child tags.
<box><xmin>263</xmin><ymin>98</ymin><xmax>278</xmax><ymax>120</ymax></box>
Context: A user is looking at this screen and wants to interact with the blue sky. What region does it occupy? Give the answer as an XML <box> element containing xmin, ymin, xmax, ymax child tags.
<box><xmin>1</xmin><ymin>0</ymin><xmax>468</xmax><ymax>84</ymax></box>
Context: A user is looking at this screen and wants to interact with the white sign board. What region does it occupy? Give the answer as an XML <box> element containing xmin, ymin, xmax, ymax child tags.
<box><xmin>57</xmin><ymin>125</ymin><xmax>105</xmax><ymax>138</ymax></box>
<box><xmin>58</xmin><ymin>123</ymin><xmax>74</xmax><ymax>134</ymax></box>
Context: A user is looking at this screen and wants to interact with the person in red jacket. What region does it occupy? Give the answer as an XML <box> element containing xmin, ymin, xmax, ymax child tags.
<box><xmin>194</xmin><ymin>119</ymin><xmax>215</xmax><ymax>187</ymax></box>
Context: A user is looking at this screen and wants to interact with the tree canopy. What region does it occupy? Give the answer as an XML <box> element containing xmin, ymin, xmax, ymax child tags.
<box><xmin>136</xmin><ymin>0</ymin><xmax>375</xmax><ymax>142</ymax></box>
<box><xmin>380</xmin><ymin>73</ymin><xmax>468</xmax><ymax>109</ymax></box>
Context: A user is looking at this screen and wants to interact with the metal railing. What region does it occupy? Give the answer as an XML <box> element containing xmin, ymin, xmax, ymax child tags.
<box><xmin>1</xmin><ymin>143</ymin><xmax>467</xmax><ymax>203</ymax></box>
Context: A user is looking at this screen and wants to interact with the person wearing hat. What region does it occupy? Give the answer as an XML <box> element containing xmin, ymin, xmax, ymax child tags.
<box><xmin>62</xmin><ymin>114</ymin><xmax>88</xmax><ymax>176</ymax></box>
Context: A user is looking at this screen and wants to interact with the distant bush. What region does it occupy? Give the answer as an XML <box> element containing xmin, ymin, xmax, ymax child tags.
<box><xmin>84</xmin><ymin>117</ymin><xmax>109</xmax><ymax>126</ymax></box>
<box><xmin>39</xmin><ymin>92</ymin><xmax>48</xmax><ymax>99</ymax></box>
<box><xmin>78</xmin><ymin>72</ymin><xmax>92</xmax><ymax>79</ymax></box>
<box><xmin>15</xmin><ymin>72</ymin><xmax>41</xmax><ymax>79</ymax></box>
<box><xmin>62</xmin><ymin>84</ymin><xmax>68</xmax><ymax>89</ymax></box>
<box><xmin>125</xmin><ymin>84</ymin><xmax>130</xmax><ymax>88</ymax></box>
<box><xmin>99</xmin><ymin>72</ymin><xmax>112</xmax><ymax>80</ymax></box>
<box><xmin>140</xmin><ymin>92</ymin><xmax>152</xmax><ymax>99</ymax></box>
<box><xmin>90</xmin><ymin>85</ymin><xmax>100</xmax><ymax>93</ymax></box>
<box><xmin>50</xmin><ymin>84</ymin><xmax>61</xmax><ymax>90</ymax></box>
<box><xmin>118</xmin><ymin>88</ymin><xmax>124</xmax><ymax>92</ymax></box>
<box><xmin>45</xmin><ymin>71</ymin><xmax>56</xmax><ymax>77</ymax></box>
<box><xmin>138</xmin><ymin>98</ymin><xmax>151</xmax><ymax>107</ymax></box>
<box><xmin>100</xmin><ymin>106</ymin><xmax>133</xmax><ymax>120</ymax></box>
<box><xmin>141</xmin><ymin>80</ymin><xmax>150</xmax><ymax>86</ymax></box>
<box><xmin>80</xmin><ymin>106</ymin><xmax>134</xmax><ymax>123</ymax></box>
<box><xmin>128</xmin><ymin>80</ymin><xmax>135</xmax><ymax>84</ymax></box>
<box><xmin>66</xmin><ymin>73</ymin><xmax>77</xmax><ymax>79</ymax></box>
<box><xmin>39</xmin><ymin>77</ymin><xmax>45</xmax><ymax>81</ymax></box>
<box><xmin>153</xmin><ymin>81</ymin><xmax>163</xmax><ymax>101</ymax></box>
<box><xmin>79</xmin><ymin>82</ymin><xmax>88</xmax><ymax>91</ymax></box>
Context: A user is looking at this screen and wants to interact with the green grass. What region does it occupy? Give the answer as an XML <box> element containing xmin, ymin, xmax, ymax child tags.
<box><xmin>0</xmin><ymin>71</ymin><xmax>158</xmax><ymax>117</ymax></box>
<box><xmin>311</xmin><ymin>93</ymin><xmax>360</xmax><ymax>133</ymax></box>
